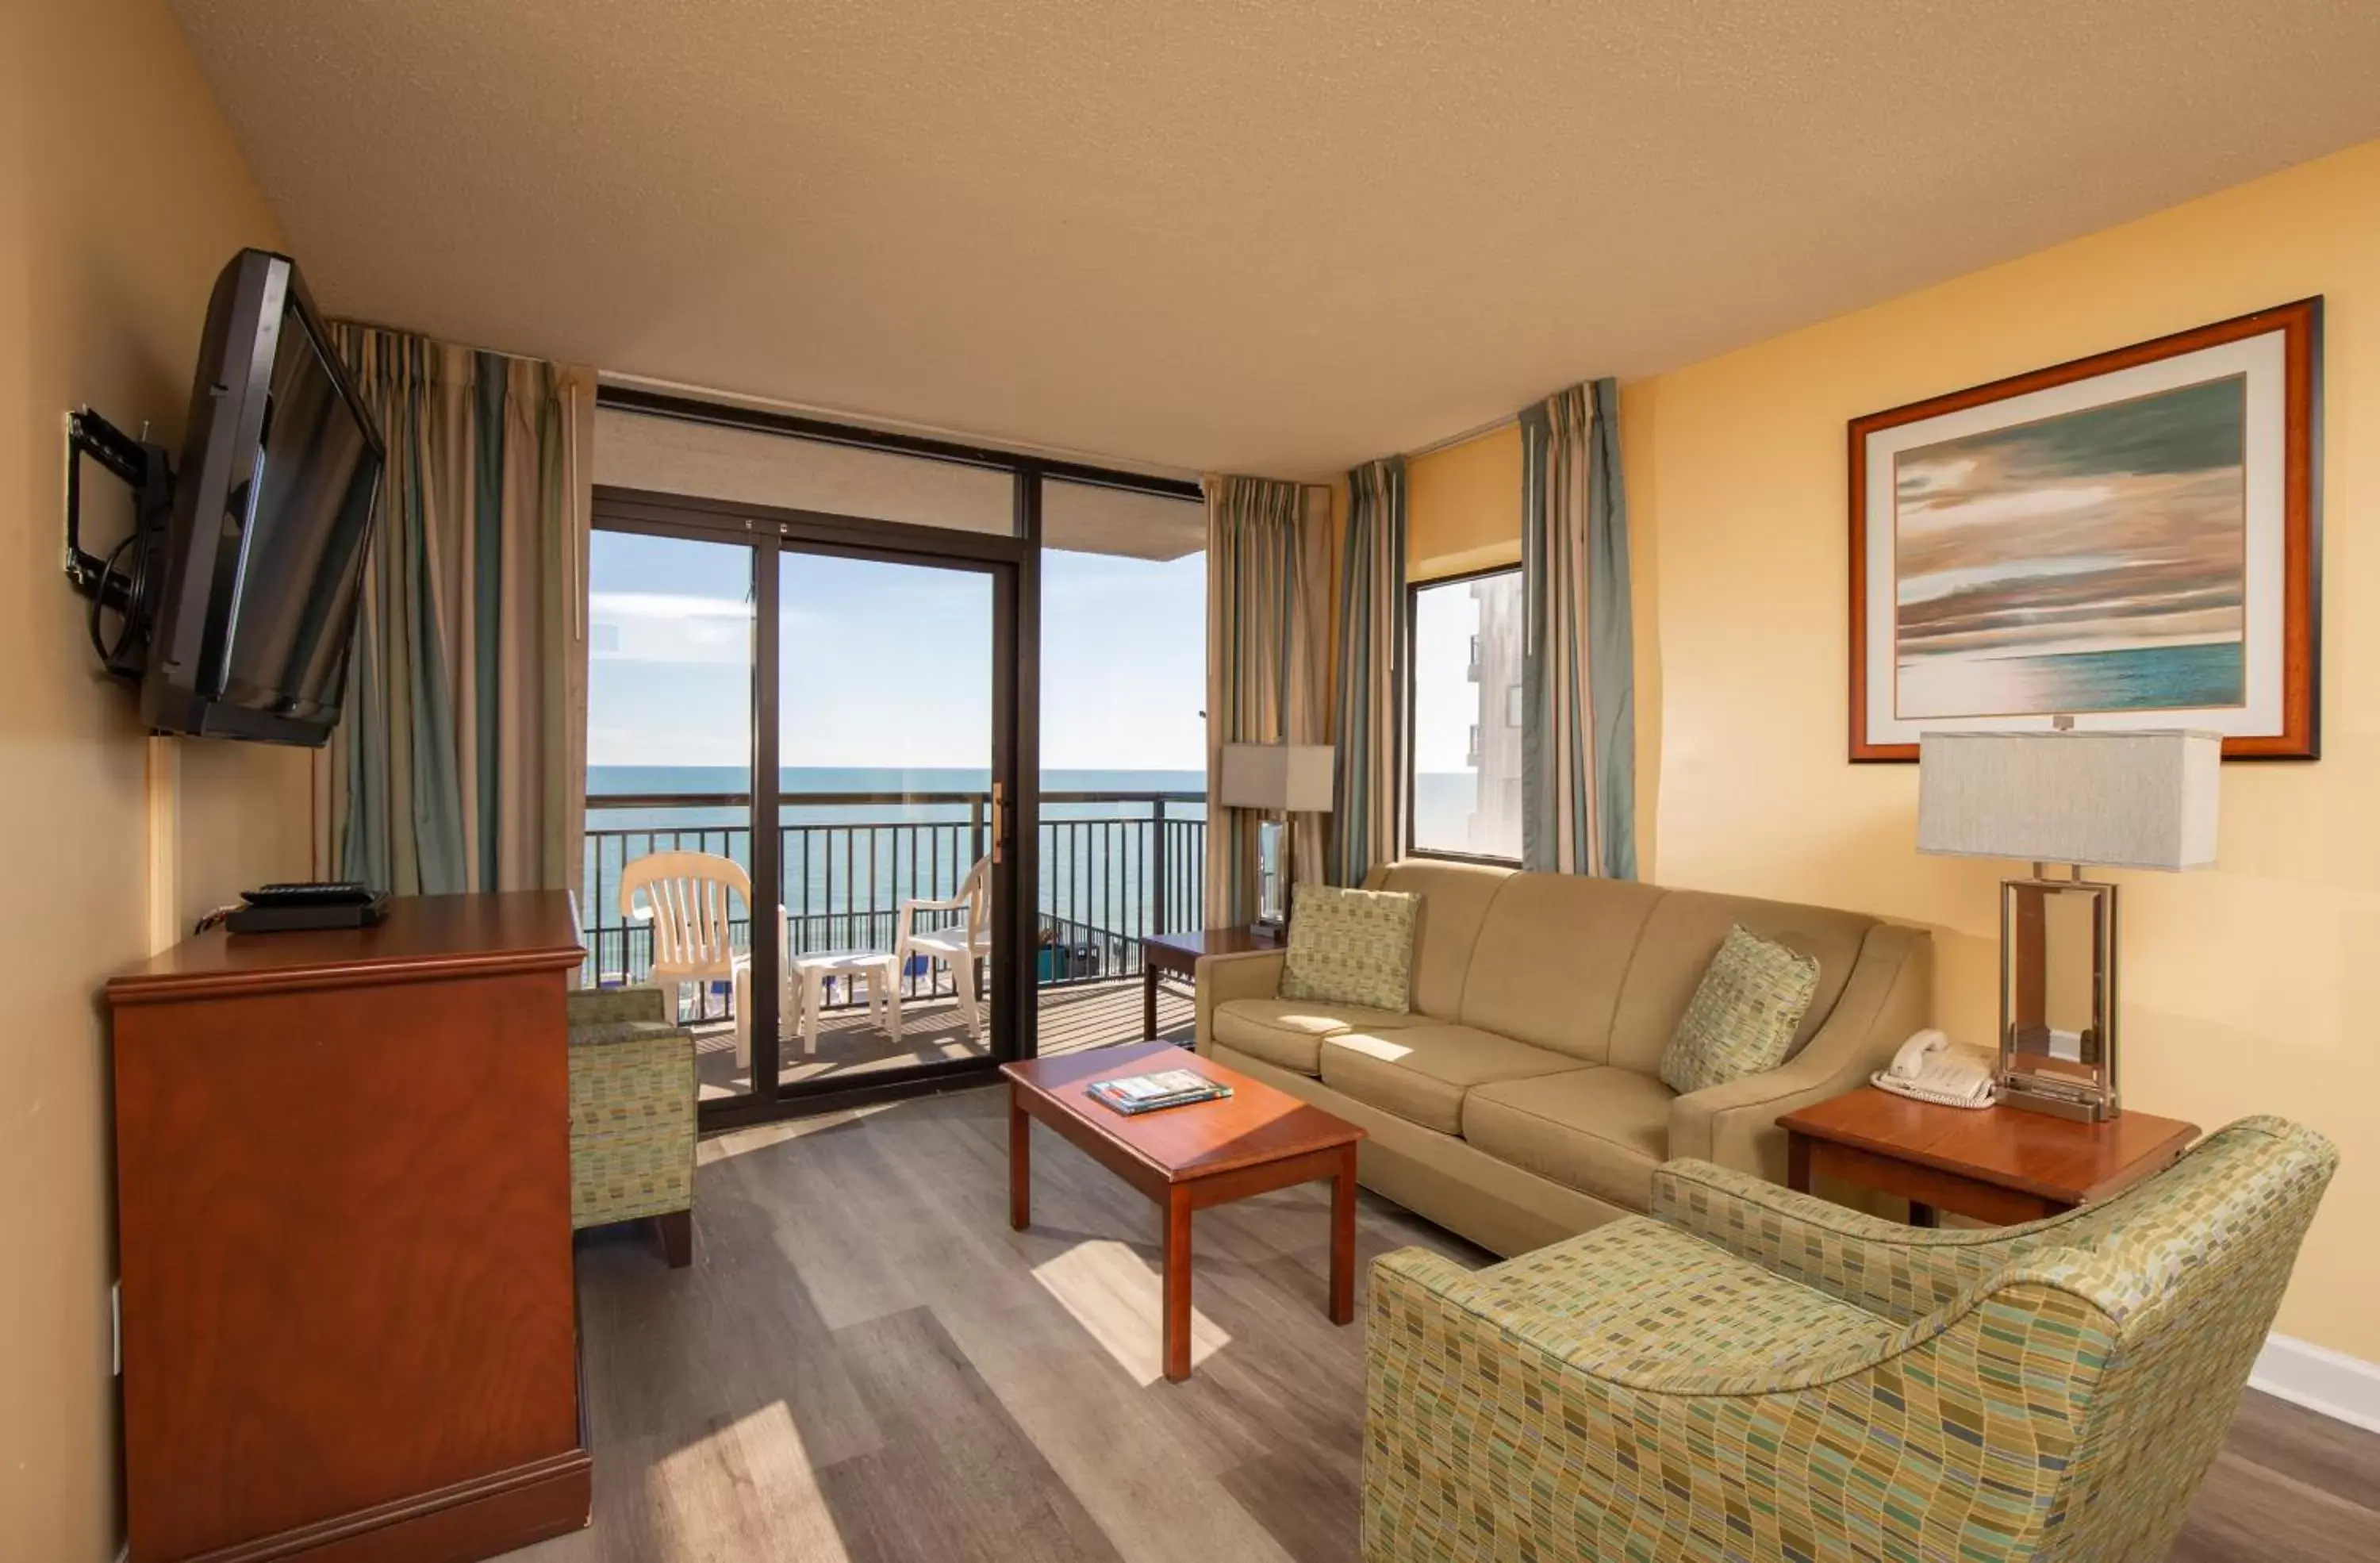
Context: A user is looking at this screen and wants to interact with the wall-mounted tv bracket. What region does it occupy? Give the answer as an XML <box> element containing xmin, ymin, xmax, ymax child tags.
<box><xmin>63</xmin><ymin>407</ymin><xmax>176</xmax><ymax>678</ymax></box>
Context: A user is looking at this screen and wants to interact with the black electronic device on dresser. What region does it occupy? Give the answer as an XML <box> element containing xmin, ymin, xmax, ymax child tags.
<box><xmin>225</xmin><ymin>881</ymin><xmax>390</xmax><ymax>935</ymax></box>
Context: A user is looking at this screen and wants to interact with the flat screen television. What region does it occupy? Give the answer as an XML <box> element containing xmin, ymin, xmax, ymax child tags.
<box><xmin>144</xmin><ymin>248</ymin><xmax>385</xmax><ymax>746</ymax></box>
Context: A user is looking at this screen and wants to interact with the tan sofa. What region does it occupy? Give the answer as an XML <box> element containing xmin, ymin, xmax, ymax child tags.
<box><xmin>1193</xmin><ymin>861</ymin><xmax>1931</xmax><ymax>1257</ymax></box>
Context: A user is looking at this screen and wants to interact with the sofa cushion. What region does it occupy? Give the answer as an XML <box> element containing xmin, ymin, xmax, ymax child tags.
<box><xmin>1461</xmin><ymin>1067</ymin><xmax>1674</xmax><ymax>1213</ymax></box>
<box><xmin>1606</xmin><ymin>889</ymin><xmax>1874</xmax><ymax>1077</ymax></box>
<box><xmin>1456</xmin><ymin>873</ymin><xmax>1667</xmax><ymax>1063</ymax></box>
<box><xmin>1371</xmin><ymin>860</ymin><xmax>1514</xmax><ymax>1021</ymax></box>
<box><xmin>1657</xmin><ymin>924</ymin><xmax>1821</xmax><ymax>1095</ymax></box>
<box><xmin>1278</xmin><ymin>885</ymin><xmax>1422</xmax><ymax>1012</ymax></box>
<box><xmin>1211</xmin><ymin>998</ymin><xmax>1428</xmax><ymax>1076</ymax></box>
<box><xmin>1462</xmin><ymin>1215</ymin><xmax>1899</xmax><ymax>1378</ymax></box>
<box><xmin>1319</xmin><ymin>1025</ymin><xmax>1582</xmax><ymax>1135</ymax></box>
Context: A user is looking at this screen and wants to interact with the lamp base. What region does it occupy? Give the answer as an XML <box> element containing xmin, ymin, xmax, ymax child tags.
<box><xmin>1998</xmin><ymin>873</ymin><xmax>2122</xmax><ymax>1125</ymax></box>
<box><xmin>1998</xmin><ymin>1073</ymin><xmax>2120</xmax><ymax>1123</ymax></box>
<box><xmin>1254</xmin><ymin>817</ymin><xmax>1289</xmax><ymax>929</ymax></box>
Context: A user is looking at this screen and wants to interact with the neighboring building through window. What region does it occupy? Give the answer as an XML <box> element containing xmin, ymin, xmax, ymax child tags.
<box><xmin>1410</xmin><ymin>567</ymin><xmax>1523</xmax><ymax>860</ymax></box>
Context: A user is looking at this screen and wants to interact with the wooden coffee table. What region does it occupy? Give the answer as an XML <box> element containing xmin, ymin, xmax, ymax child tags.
<box><xmin>1001</xmin><ymin>1040</ymin><xmax>1364</xmax><ymax>1381</ymax></box>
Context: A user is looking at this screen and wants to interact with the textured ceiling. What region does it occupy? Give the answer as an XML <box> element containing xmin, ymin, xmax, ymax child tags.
<box><xmin>171</xmin><ymin>0</ymin><xmax>2380</xmax><ymax>478</ymax></box>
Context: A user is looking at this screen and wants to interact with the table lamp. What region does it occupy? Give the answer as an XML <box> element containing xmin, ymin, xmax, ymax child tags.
<box><xmin>1917</xmin><ymin>728</ymin><xmax>2219</xmax><ymax>1121</ymax></box>
<box><xmin>1219</xmin><ymin>742</ymin><xmax>1336</xmax><ymax>933</ymax></box>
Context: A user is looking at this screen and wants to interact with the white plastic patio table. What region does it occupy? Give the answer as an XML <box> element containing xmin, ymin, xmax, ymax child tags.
<box><xmin>787</xmin><ymin>949</ymin><xmax>903</xmax><ymax>1058</ymax></box>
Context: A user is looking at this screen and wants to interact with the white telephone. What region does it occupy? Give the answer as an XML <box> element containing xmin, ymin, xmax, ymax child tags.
<box><xmin>1872</xmin><ymin>1029</ymin><xmax>1997</xmax><ymax>1108</ymax></box>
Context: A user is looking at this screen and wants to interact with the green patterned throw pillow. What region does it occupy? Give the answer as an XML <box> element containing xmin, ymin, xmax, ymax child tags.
<box><xmin>1277</xmin><ymin>885</ymin><xmax>1420</xmax><ymax>1012</ymax></box>
<box><xmin>1658</xmin><ymin>924</ymin><xmax>1821</xmax><ymax>1095</ymax></box>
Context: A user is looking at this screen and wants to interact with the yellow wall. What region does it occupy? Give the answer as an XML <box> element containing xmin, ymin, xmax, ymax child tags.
<box><xmin>1389</xmin><ymin>138</ymin><xmax>2378</xmax><ymax>1365</ymax></box>
<box><xmin>2</xmin><ymin>4</ymin><xmax>309</xmax><ymax>1555</ymax></box>
<box><xmin>1636</xmin><ymin>137</ymin><xmax>2380</xmax><ymax>1364</ymax></box>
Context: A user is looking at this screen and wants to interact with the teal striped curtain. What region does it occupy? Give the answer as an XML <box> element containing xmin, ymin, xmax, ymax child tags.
<box><xmin>1520</xmin><ymin>378</ymin><xmax>1637</xmax><ymax>879</ymax></box>
<box><xmin>321</xmin><ymin>325</ymin><xmax>594</xmax><ymax>896</ymax></box>
<box><xmin>1330</xmin><ymin>457</ymin><xmax>1406</xmax><ymax>885</ymax></box>
<box><xmin>1205</xmin><ymin>476</ymin><xmax>1332</xmax><ymax>924</ymax></box>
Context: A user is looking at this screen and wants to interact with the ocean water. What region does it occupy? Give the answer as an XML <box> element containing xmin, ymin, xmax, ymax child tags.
<box><xmin>1897</xmin><ymin>640</ymin><xmax>2245</xmax><ymax>720</ymax></box>
<box><xmin>584</xmin><ymin>766</ymin><xmax>1210</xmax><ymax>979</ymax></box>
<box><xmin>583</xmin><ymin>765</ymin><xmax>1482</xmax><ymax>977</ymax></box>
<box><xmin>589</xmin><ymin>764</ymin><xmax>1205</xmax><ymax>821</ymax></box>
<box><xmin>1409</xmin><ymin>772</ymin><xmax>1484</xmax><ymax>854</ymax></box>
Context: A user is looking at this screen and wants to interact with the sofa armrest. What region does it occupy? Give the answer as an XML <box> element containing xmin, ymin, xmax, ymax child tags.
<box><xmin>1192</xmin><ymin>949</ymin><xmax>1288</xmax><ymax>1056</ymax></box>
<box><xmin>1651</xmin><ymin>1158</ymin><xmax>2010</xmax><ymax>1321</ymax></box>
<box><xmin>1667</xmin><ymin>922</ymin><xmax>1932</xmax><ymax>1182</ymax></box>
<box><xmin>566</xmin><ymin>985</ymin><xmax>671</xmax><ymax>1029</ymax></box>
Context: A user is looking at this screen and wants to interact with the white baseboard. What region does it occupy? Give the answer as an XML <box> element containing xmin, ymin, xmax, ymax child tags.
<box><xmin>2250</xmin><ymin>1333</ymin><xmax>2380</xmax><ymax>1435</ymax></box>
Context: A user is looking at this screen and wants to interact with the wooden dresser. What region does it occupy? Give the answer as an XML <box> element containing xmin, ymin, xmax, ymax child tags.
<box><xmin>106</xmin><ymin>893</ymin><xmax>590</xmax><ymax>1563</ymax></box>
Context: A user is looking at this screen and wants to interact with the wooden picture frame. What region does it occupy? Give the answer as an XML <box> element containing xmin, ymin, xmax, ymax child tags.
<box><xmin>1850</xmin><ymin>299</ymin><xmax>2320</xmax><ymax>762</ymax></box>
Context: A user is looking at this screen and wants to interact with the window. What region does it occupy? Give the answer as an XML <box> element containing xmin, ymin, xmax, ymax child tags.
<box><xmin>1409</xmin><ymin>566</ymin><xmax>1522</xmax><ymax>861</ymax></box>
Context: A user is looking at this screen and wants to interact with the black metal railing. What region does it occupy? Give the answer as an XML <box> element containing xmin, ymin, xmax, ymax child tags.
<box><xmin>580</xmin><ymin>790</ymin><xmax>1206</xmax><ymax>1021</ymax></box>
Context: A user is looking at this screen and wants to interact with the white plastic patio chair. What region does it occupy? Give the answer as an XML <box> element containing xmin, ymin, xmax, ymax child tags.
<box><xmin>895</xmin><ymin>854</ymin><xmax>992</xmax><ymax>1042</ymax></box>
<box><xmin>618</xmin><ymin>851</ymin><xmax>788</xmax><ymax>1071</ymax></box>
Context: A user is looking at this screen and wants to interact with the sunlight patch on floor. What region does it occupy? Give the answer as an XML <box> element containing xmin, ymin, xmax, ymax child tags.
<box><xmin>1032</xmin><ymin>1238</ymin><xmax>1230</xmax><ymax>1385</ymax></box>
<box><xmin>648</xmin><ymin>1400</ymin><xmax>850</xmax><ymax>1561</ymax></box>
<box><xmin>697</xmin><ymin>1111</ymin><xmax>863</xmax><ymax>1166</ymax></box>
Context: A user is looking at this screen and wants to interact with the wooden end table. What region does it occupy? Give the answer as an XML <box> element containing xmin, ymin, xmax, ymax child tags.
<box><xmin>1779</xmin><ymin>1086</ymin><xmax>2198</xmax><ymax>1226</ymax></box>
<box><xmin>1001</xmin><ymin>1039</ymin><xmax>1362</xmax><ymax>1382</ymax></box>
<box><xmin>1139</xmin><ymin>925</ymin><xmax>1281</xmax><ymax>1042</ymax></box>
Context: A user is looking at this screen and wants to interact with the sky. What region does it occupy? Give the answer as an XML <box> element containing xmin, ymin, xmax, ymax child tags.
<box><xmin>587</xmin><ymin>532</ymin><xmax>1208</xmax><ymax>774</ymax></box>
<box><xmin>1411</xmin><ymin>578</ymin><xmax>1482</xmax><ymax>773</ymax></box>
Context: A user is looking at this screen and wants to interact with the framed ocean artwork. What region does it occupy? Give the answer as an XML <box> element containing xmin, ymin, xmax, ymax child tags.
<box><xmin>1850</xmin><ymin>299</ymin><xmax>2320</xmax><ymax>761</ymax></box>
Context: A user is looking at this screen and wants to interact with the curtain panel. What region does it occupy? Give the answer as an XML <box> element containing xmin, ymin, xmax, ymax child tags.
<box><xmin>1330</xmin><ymin>457</ymin><xmax>1406</xmax><ymax>886</ymax></box>
<box><xmin>320</xmin><ymin>324</ymin><xmax>595</xmax><ymax>897</ymax></box>
<box><xmin>1204</xmin><ymin>476</ymin><xmax>1333</xmax><ymax>924</ymax></box>
<box><xmin>1519</xmin><ymin>378</ymin><xmax>1637</xmax><ymax>879</ymax></box>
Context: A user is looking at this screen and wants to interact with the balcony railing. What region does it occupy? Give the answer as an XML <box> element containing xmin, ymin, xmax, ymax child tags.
<box><xmin>580</xmin><ymin>790</ymin><xmax>1206</xmax><ymax>1022</ymax></box>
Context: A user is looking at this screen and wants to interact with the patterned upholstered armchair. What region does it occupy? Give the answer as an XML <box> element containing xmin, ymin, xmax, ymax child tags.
<box><xmin>565</xmin><ymin>987</ymin><xmax>697</xmax><ymax>1266</ymax></box>
<box><xmin>1363</xmin><ymin>1116</ymin><xmax>2335</xmax><ymax>1562</ymax></box>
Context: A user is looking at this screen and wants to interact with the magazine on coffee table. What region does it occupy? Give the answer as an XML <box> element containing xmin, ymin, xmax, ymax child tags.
<box><xmin>1085</xmin><ymin>1067</ymin><xmax>1233</xmax><ymax>1116</ymax></box>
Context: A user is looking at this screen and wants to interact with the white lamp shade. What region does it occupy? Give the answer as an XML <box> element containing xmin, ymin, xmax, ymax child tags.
<box><xmin>1218</xmin><ymin>743</ymin><xmax>1336</xmax><ymax>812</ymax></box>
<box><xmin>1917</xmin><ymin>729</ymin><xmax>2219</xmax><ymax>870</ymax></box>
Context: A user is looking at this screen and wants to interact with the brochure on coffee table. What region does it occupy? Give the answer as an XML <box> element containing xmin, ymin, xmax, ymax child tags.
<box><xmin>1085</xmin><ymin>1067</ymin><xmax>1233</xmax><ymax>1116</ymax></box>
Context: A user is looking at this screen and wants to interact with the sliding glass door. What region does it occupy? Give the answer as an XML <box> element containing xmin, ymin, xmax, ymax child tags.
<box><xmin>585</xmin><ymin>528</ymin><xmax>770</xmax><ymax>1108</ymax></box>
<box><xmin>774</xmin><ymin>548</ymin><xmax>1012</xmax><ymax>1093</ymax></box>
<box><xmin>587</xmin><ymin>490</ymin><xmax>1026</xmax><ymax>1128</ymax></box>
<box><xmin>582</xmin><ymin>394</ymin><xmax>1211</xmax><ymax>1124</ymax></box>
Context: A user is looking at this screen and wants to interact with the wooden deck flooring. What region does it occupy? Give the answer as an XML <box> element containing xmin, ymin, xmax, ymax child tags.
<box><xmin>523</xmin><ymin>1083</ymin><xmax>2380</xmax><ymax>1562</ymax></box>
<box><xmin>693</xmin><ymin>975</ymin><xmax>1193</xmax><ymax>1097</ymax></box>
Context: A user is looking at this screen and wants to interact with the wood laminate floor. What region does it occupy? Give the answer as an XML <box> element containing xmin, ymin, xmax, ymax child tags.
<box><xmin>516</xmin><ymin>1085</ymin><xmax>2380</xmax><ymax>1562</ymax></box>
